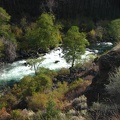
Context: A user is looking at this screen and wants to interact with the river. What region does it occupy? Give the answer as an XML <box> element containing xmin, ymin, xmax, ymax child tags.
<box><xmin>0</xmin><ymin>42</ymin><xmax>113</xmax><ymax>84</ymax></box>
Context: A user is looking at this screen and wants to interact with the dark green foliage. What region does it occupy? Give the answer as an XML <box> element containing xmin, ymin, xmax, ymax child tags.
<box><xmin>25</xmin><ymin>13</ymin><xmax>62</xmax><ymax>51</ymax></box>
<box><xmin>108</xmin><ymin>19</ymin><xmax>120</xmax><ymax>42</ymax></box>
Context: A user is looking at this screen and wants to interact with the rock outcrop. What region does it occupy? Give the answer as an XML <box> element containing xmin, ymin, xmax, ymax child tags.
<box><xmin>84</xmin><ymin>44</ymin><xmax>120</xmax><ymax>106</ymax></box>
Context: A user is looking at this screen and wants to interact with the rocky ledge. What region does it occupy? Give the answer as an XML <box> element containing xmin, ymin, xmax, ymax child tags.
<box><xmin>84</xmin><ymin>44</ymin><xmax>120</xmax><ymax>106</ymax></box>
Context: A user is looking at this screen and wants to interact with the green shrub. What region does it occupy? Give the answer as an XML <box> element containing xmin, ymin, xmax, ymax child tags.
<box><xmin>0</xmin><ymin>92</ymin><xmax>18</xmax><ymax>109</ymax></box>
<box><xmin>57</xmin><ymin>68</ymin><xmax>70</xmax><ymax>76</ymax></box>
<box><xmin>18</xmin><ymin>76</ymin><xmax>37</xmax><ymax>96</ymax></box>
<box><xmin>38</xmin><ymin>67</ymin><xmax>57</xmax><ymax>79</ymax></box>
<box><xmin>28</xmin><ymin>93</ymin><xmax>49</xmax><ymax>111</ymax></box>
<box><xmin>109</xmin><ymin>19</ymin><xmax>120</xmax><ymax>42</ymax></box>
<box><xmin>0</xmin><ymin>102</ymin><xmax>7</xmax><ymax>110</ymax></box>
<box><xmin>43</xmin><ymin>99</ymin><xmax>60</xmax><ymax>119</ymax></box>
<box><xmin>34</xmin><ymin>74</ymin><xmax>52</xmax><ymax>92</ymax></box>
<box><xmin>11</xmin><ymin>110</ymin><xmax>21</xmax><ymax>119</ymax></box>
<box><xmin>69</xmin><ymin>78</ymin><xmax>84</xmax><ymax>90</ymax></box>
<box><xmin>53</xmin><ymin>82</ymin><xmax>68</xmax><ymax>100</ymax></box>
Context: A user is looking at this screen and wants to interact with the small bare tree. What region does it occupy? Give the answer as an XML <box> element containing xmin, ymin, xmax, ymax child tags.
<box><xmin>27</xmin><ymin>55</ymin><xmax>45</xmax><ymax>75</ymax></box>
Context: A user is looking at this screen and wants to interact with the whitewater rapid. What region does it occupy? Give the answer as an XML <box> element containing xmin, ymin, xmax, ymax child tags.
<box><xmin>0</xmin><ymin>42</ymin><xmax>113</xmax><ymax>82</ymax></box>
<box><xmin>0</xmin><ymin>47</ymin><xmax>95</xmax><ymax>82</ymax></box>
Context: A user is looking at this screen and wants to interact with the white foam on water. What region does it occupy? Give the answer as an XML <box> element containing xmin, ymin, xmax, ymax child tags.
<box><xmin>0</xmin><ymin>47</ymin><xmax>95</xmax><ymax>82</ymax></box>
<box><xmin>97</xmin><ymin>42</ymin><xmax>113</xmax><ymax>46</ymax></box>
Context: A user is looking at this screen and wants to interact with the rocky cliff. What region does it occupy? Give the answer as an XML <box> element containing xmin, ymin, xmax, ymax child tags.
<box><xmin>84</xmin><ymin>44</ymin><xmax>120</xmax><ymax>106</ymax></box>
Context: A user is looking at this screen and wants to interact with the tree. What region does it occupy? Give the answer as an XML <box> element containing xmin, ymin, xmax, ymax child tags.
<box><xmin>108</xmin><ymin>19</ymin><xmax>120</xmax><ymax>42</ymax></box>
<box><xmin>27</xmin><ymin>56</ymin><xmax>45</xmax><ymax>75</ymax></box>
<box><xmin>62</xmin><ymin>26</ymin><xmax>89</xmax><ymax>68</ymax></box>
<box><xmin>0</xmin><ymin>7</ymin><xmax>17</xmax><ymax>62</ymax></box>
<box><xmin>0</xmin><ymin>7</ymin><xmax>16</xmax><ymax>43</ymax></box>
<box><xmin>0</xmin><ymin>7</ymin><xmax>10</xmax><ymax>23</ymax></box>
<box><xmin>25</xmin><ymin>13</ymin><xmax>62</xmax><ymax>51</ymax></box>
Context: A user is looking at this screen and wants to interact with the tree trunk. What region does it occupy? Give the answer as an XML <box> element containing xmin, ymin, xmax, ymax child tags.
<box><xmin>71</xmin><ymin>53</ymin><xmax>75</xmax><ymax>68</ymax></box>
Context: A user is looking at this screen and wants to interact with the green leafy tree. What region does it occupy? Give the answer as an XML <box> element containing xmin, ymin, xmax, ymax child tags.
<box><xmin>0</xmin><ymin>7</ymin><xmax>16</xmax><ymax>42</ymax></box>
<box><xmin>25</xmin><ymin>13</ymin><xmax>62</xmax><ymax>51</ymax></box>
<box><xmin>0</xmin><ymin>7</ymin><xmax>10</xmax><ymax>23</ymax></box>
<box><xmin>62</xmin><ymin>26</ymin><xmax>89</xmax><ymax>68</ymax></box>
<box><xmin>0</xmin><ymin>7</ymin><xmax>17</xmax><ymax>61</ymax></box>
<box><xmin>108</xmin><ymin>19</ymin><xmax>120</xmax><ymax>42</ymax></box>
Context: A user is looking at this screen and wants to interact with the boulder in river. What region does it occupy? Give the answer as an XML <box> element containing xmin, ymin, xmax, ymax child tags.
<box><xmin>54</xmin><ymin>60</ymin><xmax>60</xmax><ymax>63</ymax></box>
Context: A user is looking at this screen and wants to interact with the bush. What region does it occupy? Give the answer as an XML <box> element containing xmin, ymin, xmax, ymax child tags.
<box><xmin>18</xmin><ymin>76</ymin><xmax>37</xmax><ymax>96</ymax></box>
<box><xmin>11</xmin><ymin>110</ymin><xmax>21</xmax><ymax>119</ymax></box>
<box><xmin>57</xmin><ymin>68</ymin><xmax>70</xmax><ymax>76</ymax></box>
<box><xmin>69</xmin><ymin>79</ymin><xmax>84</xmax><ymax>90</ymax></box>
<box><xmin>87</xmin><ymin>29</ymin><xmax>96</xmax><ymax>43</ymax></box>
<box><xmin>90</xmin><ymin>102</ymin><xmax>119</xmax><ymax>120</ymax></box>
<box><xmin>34</xmin><ymin>73</ymin><xmax>52</xmax><ymax>92</ymax></box>
<box><xmin>43</xmin><ymin>99</ymin><xmax>60</xmax><ymax>119</ymax></box>
<box><xmin>53</xmin><ymin>82</ymin><xmax>68</xmax><ymax>100</ymax></box>
<box><xmin>38</xmin><ymin>67</ymin><xmax>57</xmax><ymax>79</ymax></box>
<box><xmin>0</xmin><ymin>92</ymin><xmax>18</xmax><ymax>109</ymax></box>
<box><xmin>106</xmin><ymin>67</ymin><xmax>120</xmax><ymax>105</ymax></box>
<box><xmin>18</xmin><ymin>73</ymin><xmax>53</xmax><ymax>97</ymax></box>
<box><xmin>28</xmin><ymin>93</ymin><xmax>49</xmax><ymax>111</ymax></box>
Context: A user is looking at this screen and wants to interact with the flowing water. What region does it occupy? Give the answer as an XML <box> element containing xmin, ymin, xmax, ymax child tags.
<box><xmin>0</xmin><ymin>42</ymin><xmax>113</xmax><ymax>83</ymax></box>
